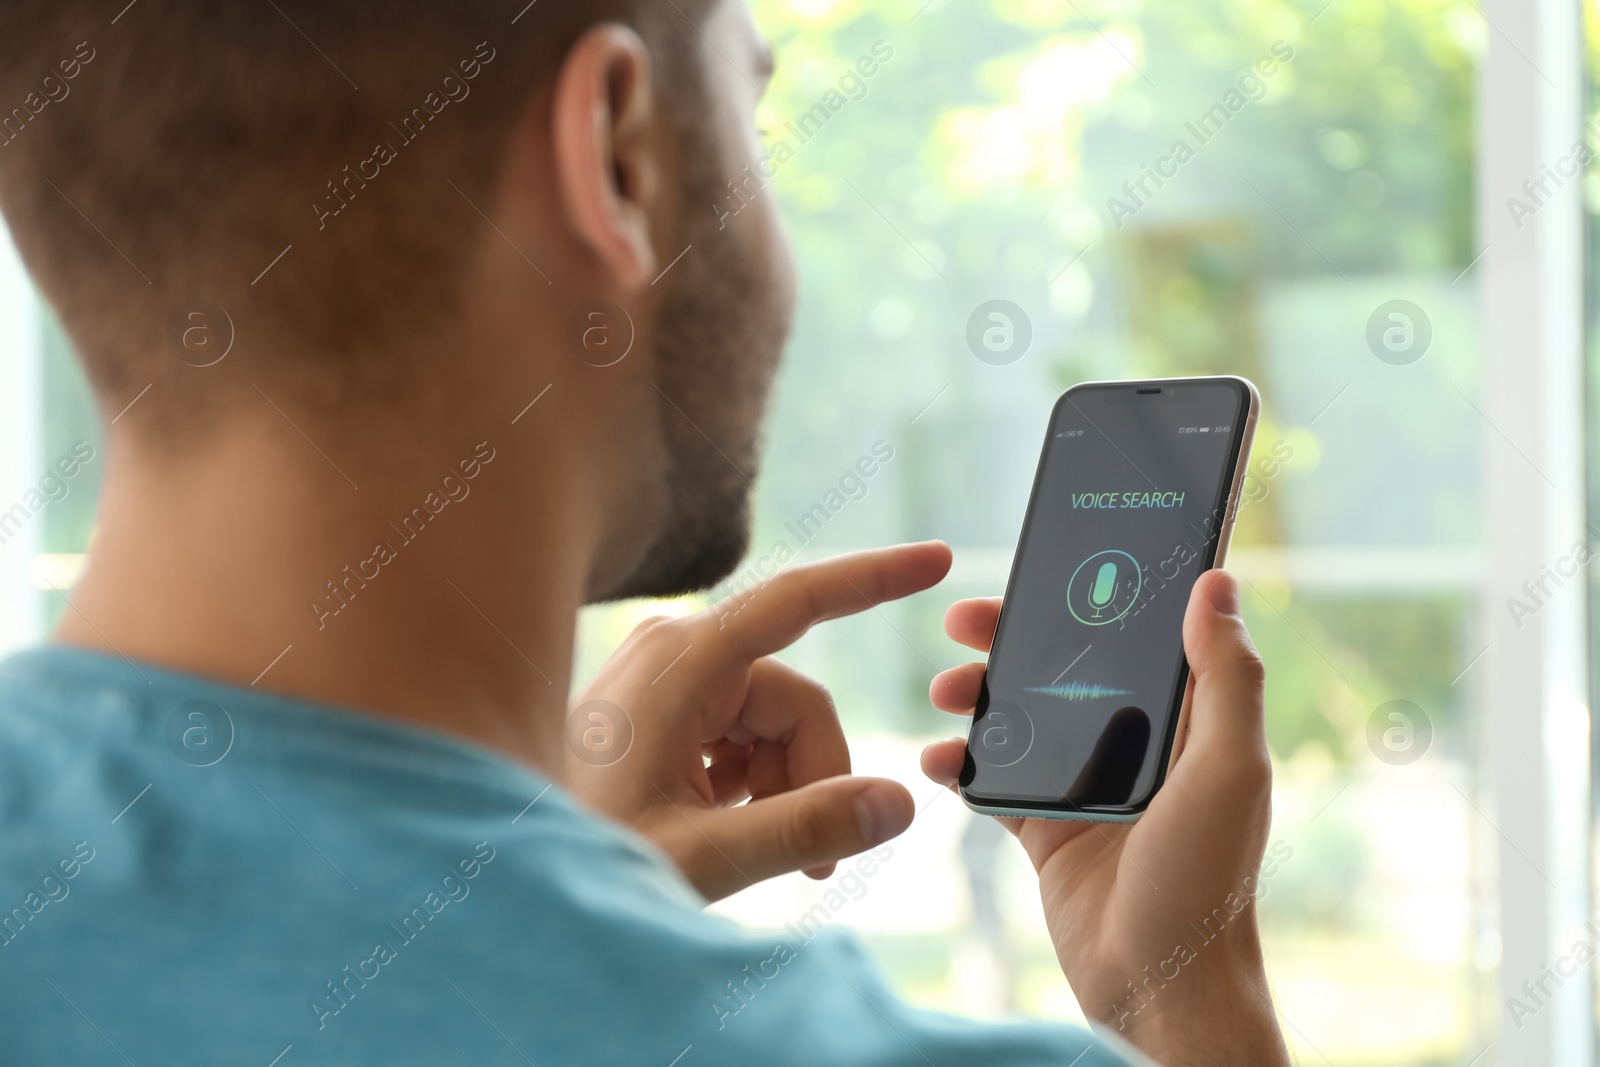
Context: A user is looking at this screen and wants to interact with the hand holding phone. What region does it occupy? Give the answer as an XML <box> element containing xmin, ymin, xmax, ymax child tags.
<box><xmin>961</xmin><ymin>377</ymin><xmax>1259</xmax><ymax>821</ymax></box>
<box><xmin>922</xmin><ymin>572</ymin><xmax>1289</xmax><ymax>1066</ymax></box>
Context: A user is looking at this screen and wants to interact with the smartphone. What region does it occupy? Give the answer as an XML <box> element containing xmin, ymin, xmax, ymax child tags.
<box><xmin>960</xmin><ymin>376</ymin><xmax>1259</xmax><ymax>822</ymax></box>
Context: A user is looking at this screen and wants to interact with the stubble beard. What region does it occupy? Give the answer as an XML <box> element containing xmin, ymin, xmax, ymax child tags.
<box><xmin>590</xmin><ymin>149</ymin><xmax>791</xmax><ymax>603</ymax></box>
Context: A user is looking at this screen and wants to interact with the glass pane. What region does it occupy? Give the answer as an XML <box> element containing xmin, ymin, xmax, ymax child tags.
<box><xmin>574</xmin><ymin>2</ymin><xmax>1493</xmax><ymax>1064</ymax></box>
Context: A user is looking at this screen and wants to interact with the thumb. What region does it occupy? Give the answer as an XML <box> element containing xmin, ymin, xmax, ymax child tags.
<box><xmin>1148</xmin><ymin>570</ymin><xmax>1274</xmax><ymax>918</ymax></box>
<box><xmin>1178</xmin><ymin>570</ymin><xmax>1270</xmax><ymax>779</ymax></box>
<box><xmin>693</xmin><ymin>776</ymin><xmax>913</xmax><ymax>890</ymax></box>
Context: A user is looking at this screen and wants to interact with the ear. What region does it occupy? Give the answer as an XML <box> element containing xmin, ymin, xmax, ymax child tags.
<box><xmin>551</xmin><ymin>25</ymin><xmax>660</xmax><ymax>289</ymax></box>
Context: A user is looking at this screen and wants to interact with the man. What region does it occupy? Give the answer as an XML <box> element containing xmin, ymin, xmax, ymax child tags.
<box><xmin>0</xmin><ymin>1</ymin><xmax>1290</xmax><ymax>1064</ymax></box>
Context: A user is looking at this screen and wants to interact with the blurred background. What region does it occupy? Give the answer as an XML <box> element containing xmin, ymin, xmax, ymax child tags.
<box><xmin>1</xmin><ymin>0</ymin><xmax>1597</xmax><ymax>1064</ymax></box>
<box><xmin>650</xmin><ymin>1</ymin><xmax>1491</xmax><ymax>1062</ymax></box>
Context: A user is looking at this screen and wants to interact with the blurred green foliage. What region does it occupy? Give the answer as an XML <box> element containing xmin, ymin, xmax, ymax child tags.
<box><xmin>746</xmin><ymin>0</ymin><xmax>1481</xmax><ymax>773</ymax></box>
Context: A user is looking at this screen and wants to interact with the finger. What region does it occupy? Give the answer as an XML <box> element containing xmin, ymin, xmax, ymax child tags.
<box><xmin>706</xmin><ymin>542</ymin><xmax>952</xmax><ymax>660</ymax></box>
<box><xmin>920</xmin><ymin>737</ymin><xmax>968</xmax><ymax>785</ymax></box>
<box><xmin>704</xmin><ymin>738</ymin><xmax>753</xmax><ymax>763</ymax></box>
<box><xmin>747</xmin><ymin>738</ymin><xmax>792</xmax><ymax>800</ymax></box>
<box><xmin>944</xmin><ymin>597</ymin><xmax>1001</xmax><ymax>652</ymax></box>
<box><xmin>929</xmin><ymin>662</ymin><xmax>986</xmax><ymax>713</ymax></box>
<box><xmin>1173</xmin><ymin>570</ymin><xmax>1270</xmax><ymax>785</ymax></box>
<box><xmin>1109</xmin><ymin>570</ymin><xmax>1270</xmax><ymax>898</ymax></box>
<box><xmin>919</xmin><ymin>739</ymin><xmax>1028</xmax><ymax>842</ymax></box>
<box><xmin>692</xmin><ymin>775</ymin><xmax>914</xmax><ymax>891</ymax></box>
<box><xmin>1166</xmin><ymin>673</ymin><xmax>1197</xmax><ymax>770</ymax></box>
<box><xmin>706</xmin><ymin>755</ymin><xmax>749</xmax><ymax>807</ymax></box>
<box><xmin>736</xmin><ymin>659</ymin><xmax>848</xmax><ymax>800</ymax></box>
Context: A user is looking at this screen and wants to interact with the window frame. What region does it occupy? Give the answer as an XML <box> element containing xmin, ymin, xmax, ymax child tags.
<box><xmin>1485</xmin><ymin>0</ymin><xmax>1592</xmax><ymax>1063</ymax></box>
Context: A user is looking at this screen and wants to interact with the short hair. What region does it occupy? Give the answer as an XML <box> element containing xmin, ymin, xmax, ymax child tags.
<box><xmin>0</xmin><ymin>1</ymin><xmax>714</xmax><ymax>426</ymax></box>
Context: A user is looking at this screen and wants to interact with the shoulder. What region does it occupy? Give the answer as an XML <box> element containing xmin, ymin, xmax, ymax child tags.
<box><xmin>0</xmin><ymin>649</ymin><xmax>1142</xmax><ymax>1066</ymax></box>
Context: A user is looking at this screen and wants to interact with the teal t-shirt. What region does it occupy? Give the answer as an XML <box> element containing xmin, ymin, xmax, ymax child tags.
<box><xmin>0</xmin><ymin>646</ymin><xmax>1147</xmax><ymax>1066</ymax></box>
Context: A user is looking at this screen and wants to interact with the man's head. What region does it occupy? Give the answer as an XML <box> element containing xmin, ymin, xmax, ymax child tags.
<box><xmin>0</xmin><ymin>0</ymin><xmax>795</xmax><ymax>602</ymax></box>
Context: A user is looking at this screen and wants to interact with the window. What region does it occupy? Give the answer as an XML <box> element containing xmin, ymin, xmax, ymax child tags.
<box><xmin>605</xmin><ymin>1</ymin><xmax>1496</xmax><ymax>1062</ymax></box>
<box><xmin>1</xmin><ymin>1</ymin><xmax>1589</xmax><ymax>1063</ymax></box>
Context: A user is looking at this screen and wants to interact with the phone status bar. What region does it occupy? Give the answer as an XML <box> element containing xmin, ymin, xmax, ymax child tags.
<box><xmin>1177</xmin><ymin>425</ymin><xmax>1231</xmax><ymax>435</ymax></box>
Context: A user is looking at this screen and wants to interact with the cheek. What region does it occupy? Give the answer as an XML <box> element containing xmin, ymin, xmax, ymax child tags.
<box><xmin>768</xmin><ymin>216</ymin><xmax>798</xmax><ymax>326</ymax></box>
<box><xmin>721</xmin><ymin>157</ymin><xmax>797</xmax><ymax>338</ymax></box>
<box><xmin>750</xmin><ymin>219</ymin><xmax>798</xmax><ymax>384</ymax></box>
<box><xmin>734</xmin><ymin>139</ymin><xmax>796</xmax><ymax>312</ymax></box>
<box><xmin>741</xmin><ymin>176</ymin><xmax>796</xmax><ymax>324</ymax></box>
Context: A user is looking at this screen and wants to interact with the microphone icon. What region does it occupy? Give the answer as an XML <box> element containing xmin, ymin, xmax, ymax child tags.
<box><xmin>1088</xmin><ymin>561</ymin><xmax>1118</xmax><ymax>618</ymax></box>
<box><xmin>1069</xmin><ymin>550</ymin><xmax>1141</xmax><ymax>627</ymax></box>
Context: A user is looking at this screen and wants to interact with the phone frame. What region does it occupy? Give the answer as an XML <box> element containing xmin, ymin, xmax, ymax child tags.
<box><xmin>959</xmin><ymin>375</ymin><xmax>1261</xmax><ymax>823</ymax></box>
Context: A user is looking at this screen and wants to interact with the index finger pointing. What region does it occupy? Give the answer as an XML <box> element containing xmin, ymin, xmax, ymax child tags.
<box><xmin>707</xmin><ymin>542</ymin><xmax>952</xmax><ymax>660</ymax></box>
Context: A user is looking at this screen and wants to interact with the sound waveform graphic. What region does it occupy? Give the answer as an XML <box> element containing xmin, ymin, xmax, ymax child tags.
<box><xmin>1026</xmin><ymin>682</ymin><xmax>1135</xmax><ymax>702</ymax></box>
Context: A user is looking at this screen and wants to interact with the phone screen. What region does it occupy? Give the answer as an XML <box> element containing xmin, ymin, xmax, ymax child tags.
<box><xmin>961</xmin><ymin>378</ymin><xmax>1253</xmax><ymax>817</ymax></box>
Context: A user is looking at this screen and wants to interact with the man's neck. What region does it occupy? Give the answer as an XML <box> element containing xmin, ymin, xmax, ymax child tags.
<box><xmin>53</xmin><ymin>413</ymin><xmax>593</xmax><ymax>780</ymax></box>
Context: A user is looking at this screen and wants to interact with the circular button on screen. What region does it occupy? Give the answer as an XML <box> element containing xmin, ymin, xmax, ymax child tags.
<box><xmin>1067</xmin><ymin>550</ymin><xmax>1142</xmax><ymax>627</ymax></box>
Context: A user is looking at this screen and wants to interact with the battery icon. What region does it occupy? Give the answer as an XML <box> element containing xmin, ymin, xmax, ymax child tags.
<box><xmin>1199</xmin><ymin>427</ymin><xmax>1210</xmax><ymax>433</ymax></box>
